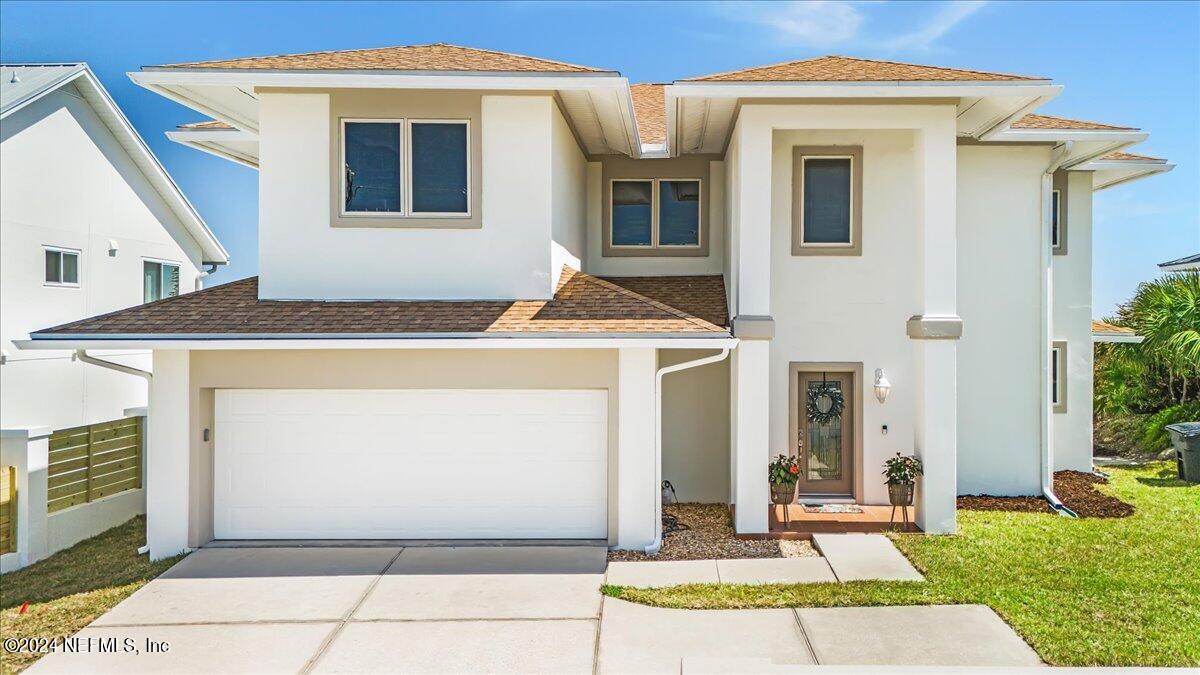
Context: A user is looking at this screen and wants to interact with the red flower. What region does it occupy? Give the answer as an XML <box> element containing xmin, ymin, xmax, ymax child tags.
<box><xmin>789</xmin><ymin>466</ymin><xmax>799</xmax><ymax>474</ymax></box>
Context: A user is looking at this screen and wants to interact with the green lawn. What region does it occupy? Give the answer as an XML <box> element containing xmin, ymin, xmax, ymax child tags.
<box><xmin>0</xmin><ymin>516</ymin><xmax>184</xmax><ymax>674</ymax></box>
<box><xmin>607</xmin><ymin>463</ymin><xmax>1200</xmax><ymax>667</ymax></box>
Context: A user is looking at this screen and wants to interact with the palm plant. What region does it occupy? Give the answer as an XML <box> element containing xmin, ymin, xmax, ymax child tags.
<box><xmin>1118</xmin><ymin>271</ymin><xmax>1200</xmax><ymax>404</ymax></box>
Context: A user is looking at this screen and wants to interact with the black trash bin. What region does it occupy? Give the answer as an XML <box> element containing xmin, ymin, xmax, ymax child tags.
<box><xmin>1164</xmin><ymin>422</ymin><xmax>1200</xmax><ymax>482</ymax></box>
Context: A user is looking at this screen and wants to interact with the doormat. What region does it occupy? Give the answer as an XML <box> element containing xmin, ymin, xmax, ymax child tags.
<box><xmin>801</xmin><ymin>504</ymin><xmax>864</xmax><ymax>514</ymax></box>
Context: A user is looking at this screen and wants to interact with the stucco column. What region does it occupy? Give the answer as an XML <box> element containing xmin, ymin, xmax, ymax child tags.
<box><xmin>909</xmin><ymin>116</ymin><xmax>958</xmax><ymax>534</ymax></box>
<box><xmin>147</xmin><ymin>350</ymin><xmax>190</xmax><ymax>560</ymax></box>
<box><xmin>0</xmin><ymin>427</ymin><xmax>49</xmax><ymax>572</ymax></box>
<box><xmin>616</xmin><ymin>347</ymin><xmax>656</xmax><ymax>550</ymax></box>
<box><xmin>731</xmin><ymin>339</ymin><xmax>771</xmax><ymax>534</ymax></box>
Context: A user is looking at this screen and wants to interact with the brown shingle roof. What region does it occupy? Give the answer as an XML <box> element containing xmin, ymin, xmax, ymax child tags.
<box><xmin>686</xmin><ymin>55</ymin><xmax>1041</xmax><ymax>82</ymax></box>
<box><xmin>1101</xmin><ymin>151</ymin><xmax>1164</xmax><ymax>162</ymax></box>
<box><xmin>177</xmin><ymin>120</ymin><xmax>233</xmax><ymax>130</ymax></box>
<box><xmin>153</xmin><ymin>43</ymin><xmax>608</xmax><ymax>73</ymax></box>
<box><xmin>1011</xmin><ymin>114</ymin><xmax>1135</xmax><ymax>131</ymax></box>
<box><xmin>33</xmin><ymin>268</ymin><xmax>728</xmax><ymax>337</ymax></box>
<box><xmin>1092</xmin><ymin>320</ymin><xmax>1136</xmax><ymax>336</ymax></box>
<box><xmin>631</xmin><ymin>83</ymin><xmax>666</xmax><ymax>146</ymax></box>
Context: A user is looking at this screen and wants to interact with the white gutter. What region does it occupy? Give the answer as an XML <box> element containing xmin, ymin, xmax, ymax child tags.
<box><xmin>646</xmin><ymin>348</ymin><xmax>731</xmax><ymax>554</ymax></box>
<box><xmin>74</xmin><ymin>350</ymin><xmax>152</xmax><ymax>381</ymax></box>
<box><xmin>1039</xmin><ymin>144</ymin><xmax>1077</xmax><ymax>519</ymax></box>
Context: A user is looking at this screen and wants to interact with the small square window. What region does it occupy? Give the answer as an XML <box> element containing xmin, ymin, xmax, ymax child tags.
<box><xmin>144</xmin><ymin>260</ymin><xmax>180</xmax><ymax>303</ymax></box>
<box><xmin>611</xmin><ymin>180</ymin><xmax>654</xmax><ymax>247</ymax></box>
<box><xmin>44</xmin><ymin>247</ymin><xmax>80</xmax><ymax>286</ymax></box>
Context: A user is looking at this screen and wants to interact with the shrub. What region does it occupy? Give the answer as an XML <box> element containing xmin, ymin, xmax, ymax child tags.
<box><xmin>1141</xmin><ymin>402</ymin><xmax>1200</xmax><ymax>453</ymax></box>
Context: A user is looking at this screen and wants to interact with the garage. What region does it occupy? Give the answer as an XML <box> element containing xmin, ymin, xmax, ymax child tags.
<box><xmin>213</xmin><ymin>388</ymin><xmax>608</xmax><ymax>540</ymax></box>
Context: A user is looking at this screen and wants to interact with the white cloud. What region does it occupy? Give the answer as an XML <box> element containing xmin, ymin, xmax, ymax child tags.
<box><xmin>716</xmin><ymin>0</ymin><xmax>987</xmax><ymax>53</ymax></box>
<box><xmin>881</xmin><ymin>1</ymin><xmax>987</xmax><ymax>52</ymax></box>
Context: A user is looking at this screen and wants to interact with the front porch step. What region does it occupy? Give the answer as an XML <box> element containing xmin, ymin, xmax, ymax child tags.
<box><xmin>810</xmin><ymin>533</ymin><xmax>925</xmax><ymax>582</ymax></box>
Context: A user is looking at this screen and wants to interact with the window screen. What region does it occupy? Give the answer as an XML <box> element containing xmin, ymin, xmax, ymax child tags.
<box><xmin>411</xmin><ymin>122</ymin><xmax>468</xmax><ymax>214</ymax></box>
<box><xmin>344</xmin><ymin>122</ymin><xmax>402</xmax><ymax>213</ymax></box>
<box><xmin>658</xmin><ymin>180</ymin><xmax>700</xmax><ymax>246</ymax></box>
<box><xmin>611</xmin><ymin>181</ymin><xmax>653</xmax><ymax>246</ymax></box>
<box><xmin>802</xmin><ymin>158</ymin><xmax>853</xmax><ymax>244</ymax></box>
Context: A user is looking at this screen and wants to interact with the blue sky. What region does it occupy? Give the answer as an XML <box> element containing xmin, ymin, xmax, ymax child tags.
<box><xmin>2</xmin><ymin>0</ymin><xmax>1196</xmax><ymax>315</ymax></box>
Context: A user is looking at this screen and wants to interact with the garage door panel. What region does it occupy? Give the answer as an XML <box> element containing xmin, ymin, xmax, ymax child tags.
<box><xmin>214</xmin><ymin>389</ymin><xmax>608</xmax><ymax>540</ymax></box>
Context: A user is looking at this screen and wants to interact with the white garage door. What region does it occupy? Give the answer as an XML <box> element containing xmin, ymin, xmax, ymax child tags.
<box><xmin>214</xmin><ymin>389</ymin><xmax>607</xmax><ymax>540</ymax></box>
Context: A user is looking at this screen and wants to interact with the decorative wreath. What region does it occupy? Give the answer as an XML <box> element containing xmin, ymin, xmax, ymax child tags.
<box><xmin>806</xmin><ymin>379</ymin><xmax>845</xmax><ymax>424</ymax></box>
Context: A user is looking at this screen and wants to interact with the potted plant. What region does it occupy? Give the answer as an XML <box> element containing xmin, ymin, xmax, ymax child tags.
<box><xmin>882</xmin><ymin>452</ymin><xmax>923</xmax><ymax>506</ymax></box>
<box><xmin>768</xmin><ymin>454</ymin><xmax>800</xmax><ymax>505</ymax></box>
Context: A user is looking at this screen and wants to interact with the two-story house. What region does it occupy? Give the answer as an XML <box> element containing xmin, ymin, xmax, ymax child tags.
<box><xmin>18</xmin><ymin>46</ymin><xmax>1172</xmax><ymax>560</ymax></box>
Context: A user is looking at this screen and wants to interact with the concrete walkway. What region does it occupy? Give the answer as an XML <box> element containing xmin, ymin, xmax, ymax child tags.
<box><xmin>607</xmin><ymin>533</ymin><xmax>922</xmax><ymax>588</ymax></box>
<box><xmin>30</xmin><ymin>544</ymin><xmax>1035</xmax><ymax>674</ymax></box>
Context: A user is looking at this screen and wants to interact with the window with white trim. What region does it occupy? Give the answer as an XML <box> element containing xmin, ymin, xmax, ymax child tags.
<box><xmin>341</xmin><ymin>119</ymin><xmax>469</xmax><ymax>217</ymax></box>
<box><xmin>44</xmin><ymin>246</ymin><xmax>80</xmax><ymax>286</ymax></box>
<box><xmin>1051</xmin><ymin>189</ymin><xmax>1062</xmax><ymax>250</ymax></box>
<box><xmin>144</xmin><ymin>260</ymin><xmax>180</xmax><ymax>303</ymax></box>
<box><xmin>610</xmin><ymin>178</ymin><xmax>701</xmax><ymax>249</ymax></box>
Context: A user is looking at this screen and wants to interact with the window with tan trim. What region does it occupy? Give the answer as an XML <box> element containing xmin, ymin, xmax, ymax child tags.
<box><xmin>340</xmin><ymin>118</ymin><xmax>470</xmax><ymax>218</ymax></box>
<box><xmin>792</xmin><ymin>146</ymin><xmax>863</xmax><ymax>256</ymax></box>
<box><xmin>1052</xmin><ymin>170</ymin><xmax>1068</xmax><ymax>255</ymax></box>
<box><xmin>609</xmin><ymin>178</ymin><xmax>702</xmax><ymax>250</ymax></box>
<box><xmin>1052</xmin><ymin>340</ymin><xmax>1067</xmax><ymax>413</ymax></box>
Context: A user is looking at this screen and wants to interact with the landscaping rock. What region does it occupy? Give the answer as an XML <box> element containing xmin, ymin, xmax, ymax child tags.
<box><xmin>607</xmin><ymin>504</ymin><xmax>818</xmax><ymax>562</ymax></box>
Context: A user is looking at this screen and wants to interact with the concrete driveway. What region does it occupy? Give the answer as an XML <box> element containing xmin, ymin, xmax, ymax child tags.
<box><xmin>29</xmin><ymin>545</ymin><xmax>1041</xmax><ymax>674</ymax></box>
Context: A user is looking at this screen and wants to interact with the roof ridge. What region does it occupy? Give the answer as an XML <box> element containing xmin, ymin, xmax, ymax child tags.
<box><xmin>683</xmin><ymin>54</ymin><xmax>1041</xmax><ymax>82</ymax></box>
<box><xmin>151</xmin><ymin>42</ymin><xmax>607</xmax><ymax>72</ymax></box>
<box><xmin>570</xmin><ymin>267</ymin><xmax>724</xmax><ymax>332</ymax></box>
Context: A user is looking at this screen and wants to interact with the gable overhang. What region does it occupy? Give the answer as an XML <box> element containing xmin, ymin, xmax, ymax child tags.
<box><xmin>7</xmin><ymin>65</ymin><xmax>229</xmax><ymax>263</ymax></box>
<box><xmin>166</xmin><ymin>127</ymin><xmax>259</xmax><ymax>168</ymax></box>
<box><xmin>661</xmin><ymin>80</ymin><xmax>1061</xmax><ymax>156</ymax></box>
<box><xmin>987</xmin><ymin>128</ymin><xmax>1149</xmax><ymax>170</ymax></box>
<box><xmin>1072</xmin><ymin>156</ymin><xmax>1174</xmax><ymax>190</ymax></box>
<box><xmin>130</xmin><ymin>68</ymin><xmax>643</xmax><ymax>159</ymax></box>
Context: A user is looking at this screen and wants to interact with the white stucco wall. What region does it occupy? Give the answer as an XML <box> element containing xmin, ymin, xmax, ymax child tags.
<box><xmin>768</xmin><ymin>126</ymin><xmax>921</xmax><ymax>506</ymax></box>
<box><xmin>0</xmin><ymin>85</ymin><xmax>204</xmax><ymax>432</ymax></box>
<box><xmin>1052</xmin><ymin>170</ymin><xmax>1095</xmax><ymax>471</ymax></box>
<box><xmin>956</xmin><ymin>144</ymin><xmax>1048</xmax><ymax>496</ymax></box>
<box><xmin>660</xmin><ymin>349</ymin><xmax>730</xmax><ymax>503</ymax></box>
<box><xmin>551</xmin><ymin>103</ymin><xmax>587</xmax><ymax>286</ymax></box>
<box><xmin>257</xmin><ymin>91</ymin><xmax>559</xmax><ymax>301</ymax></box>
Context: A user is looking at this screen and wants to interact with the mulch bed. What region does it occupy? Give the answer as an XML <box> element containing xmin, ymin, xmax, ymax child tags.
<box><xmin>958</xmin><ymin>470</ymin><xmax>1134</xmax><ymax>518</ymax></box>
<box><xmin>607</xmin><ymin>503</ymin><xmax>818</xmax><ymax>562</ymax></box>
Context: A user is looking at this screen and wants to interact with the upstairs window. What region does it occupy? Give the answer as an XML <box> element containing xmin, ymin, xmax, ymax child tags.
<box><xmin>610</xmin><ymin>178</ymin><xmax>701</xmax><ymax>250</ymax></box>
<box><xmin>45</xmin><ymin>247</ymin><xmax>80</xmax><ymax>286</ymax></box>
<box><xmin>144</xmin><ymin>260</ymin><xmax>180</xmax><ymax>303</ymax></box>
<box><xmin>793</xmin><ymin>147</ymin><xmax>862</xmax><ymax>256</ymax></box>
<box><xmin>1051</xmin><ymin>189</ymin><xmax>1062</xmax><ymax>251</ymax></box>
<box><xmin>341</xmin><ymin>119</ymin><xmax>469</xmax><ymax>217</ymax></box>
<box><xmin>1052</xmin><ymin>171</ymin><xmax>1068</xmax><ymax>255</ymax></box>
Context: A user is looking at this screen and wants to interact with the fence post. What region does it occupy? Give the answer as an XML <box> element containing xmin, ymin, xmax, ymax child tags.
<box><xmin>0</xmin><ymin>427</ymin><xmax>50</xmax><ymax>572</ymax></box>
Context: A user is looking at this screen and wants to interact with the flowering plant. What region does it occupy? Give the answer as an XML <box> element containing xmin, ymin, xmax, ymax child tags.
<box><xmin>769</xmin><ymin>454</ymin><xmax>801</xmax><ymax>485</ymax></box>
<box><xmin>882</xmin><ymin>452</ymin><xmax>924</xmax><ymax>485</ymax></box>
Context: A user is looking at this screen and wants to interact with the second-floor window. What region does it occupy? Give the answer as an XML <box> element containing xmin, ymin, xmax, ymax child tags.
<box><xmin>610</xmin><ymin>179</ymin><xmax>701</xmax><ymax>249</ymax></box>
<box><xmin>144</xmin><ymin>260</ymin><xmax>180</xmax><ymax>303</ymax></box>
<box><xmin>792</xmin><ymin>146</ymin><xmax>863</xmax><ymax>256</ymax></box>
<box><xmin>341</xmin><ymin>119</ymin><xmax>469</xmax><ymax>217</ymax></box>
<box><xmin>1051</xmin><ymin>189</ymin><xmax>1062</xmax><ymax>251</ymax></box>
<box><xmin>45</xmin><ymin>246</ymin><xmax>80</xmax><ymax>286</ymax></box>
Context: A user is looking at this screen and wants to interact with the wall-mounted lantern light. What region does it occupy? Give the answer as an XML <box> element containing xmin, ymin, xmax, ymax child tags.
<box><xmin>874</xmin><ymin>368</ymin><xmax>891</xmax><ymax>403</ymax></box>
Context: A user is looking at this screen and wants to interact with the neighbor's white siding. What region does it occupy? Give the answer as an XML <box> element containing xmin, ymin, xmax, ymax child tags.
<box><xmin>956</xmin><ymin>144</ymin><xmax>1048</xmax><ymax>496</ymax></box>
<box><xmin>1052</xmin><ymin>170</ymin><xmax>1095</xmax><ymax>472</ymax></box>
<box><xmin>0</xmin><ymin>85</ymin><xmax>203</xmax><ymax>431</ymax></box>
<box><xmin>257</xmin><ymin>91</ymin><xmax>560</xmax><ymax>301</ymax></box>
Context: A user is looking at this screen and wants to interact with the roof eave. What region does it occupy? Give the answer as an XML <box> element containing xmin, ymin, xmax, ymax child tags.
<box><xmin>17</xmin><ymin>334</ymin><xmax>737</xmax><ymax>350</ymax></box>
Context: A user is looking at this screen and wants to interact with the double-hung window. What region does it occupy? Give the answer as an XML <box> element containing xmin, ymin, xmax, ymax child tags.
<box><xmin>609</xmin><ymin>178</ymin><xmax>701</xmax><ymax>251</ymax></box>
<box><xmin>144</xmin><ymin>260</ymin><xmax>180</xmax><ymax>303</ymax></box>
<box><xmin>44</xmin><ymin>246</ymin><xmax>80</xmax><ymax>286</ymax></box>
<box><xmin>793</xmin><ymin>146</ymin><xmax>863</xmax><ymax>256</ymax></box>
<box><xmin>341</xmin><ymin>119</ymin><xmax>470</xmax><ymax>218</ymax></box>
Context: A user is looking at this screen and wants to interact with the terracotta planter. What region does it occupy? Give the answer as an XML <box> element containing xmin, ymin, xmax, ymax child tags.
<box><xmin>887</xmin><ymin>483</ymin><xmax>914</xmax><ymax>507</ymax></box>
<box><xmin>770</xmin><ymin>481</ymin><xmax>796</xmax><ymax>505</ymax></box>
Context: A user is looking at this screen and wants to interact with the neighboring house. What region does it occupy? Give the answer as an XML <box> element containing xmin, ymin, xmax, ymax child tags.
<box><xmin>1092</xmin><ymin>320</ymin><xmax>1143</xmax><ymax>344</ymax></box>
<box><xmin>16</xmin><ymin>46</ymin><xmax>1174</xmax><ymax>559</ymax></box>
<box><xmin>0</xmin><ymin>63</ymin><xmax>227</xmax><ymax>569</ymax></box>
<box><xmin>1158</xmin><ymin>253</ymin><xmax>1200</xmax><ymax>272</ymax></box>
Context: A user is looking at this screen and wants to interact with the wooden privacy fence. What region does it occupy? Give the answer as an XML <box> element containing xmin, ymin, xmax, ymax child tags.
<box><xmin>48</xmin><ymin>417</ymin><xmax>143</xmax><ymax>513</ymax></box>
<box><xmin>0</xmin><ymin>466</ymin><xmax>15</xmax><ymax>554</ymax></box>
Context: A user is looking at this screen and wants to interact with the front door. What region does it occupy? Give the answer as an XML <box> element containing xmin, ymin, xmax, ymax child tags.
<box><xmin>795</xmin><ymin>372</ymin><xmax>854</xmax><ymax>498</ymax></box>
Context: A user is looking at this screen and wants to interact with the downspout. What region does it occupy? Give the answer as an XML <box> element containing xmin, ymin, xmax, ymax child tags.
<box><xmin>73</xmin><ymin>350</ymin><xmax>154</xmax><ymax>553</ymax></box>
<box><xmin>195</xmin><ymin>262</ymin><xmax>221</xmax><ymax>291</ymax></box>
<box><xmin>646</xmin><ymin>347</ymin><xmax>731</xmax><ymax>554</ymax></box>
<box><xmin>1040</xmin><ymin>143</ymin><xmax>1078</xmax><ymax>518</ymax></box>
<box><xmin>74</xmin><ymin>350</ymin><xmax>152</xmax><ymax>381</ymax></box>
